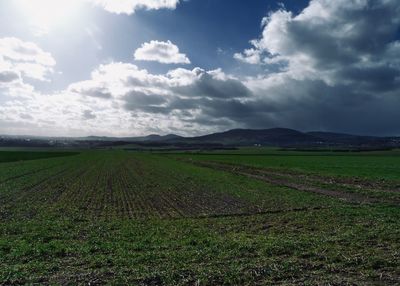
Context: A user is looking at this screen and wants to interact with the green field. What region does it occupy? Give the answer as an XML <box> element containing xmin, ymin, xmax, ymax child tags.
<box><xmin>168</xmin><ymin>148</ymin><xmax>400</xmax><ymax>180</ymax></box>
<box><xmin>0</xmin><ymin>150</ymin><xmax>399</xmax><ymax>285</ymax></box>
<box><xmin>0</xmin><ymin>151</ymin><xmax>77</xmax><ymax>163</ymax></box>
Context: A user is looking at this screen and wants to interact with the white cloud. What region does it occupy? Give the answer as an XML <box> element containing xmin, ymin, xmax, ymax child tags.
<box><xmin>0</xmin><ymin>37</ymin><xmax>56</xmax><ymax>81</ymax></box>
<box><xmin>69</xmin><ymin>62</ymin><xmax>248</xmax><ymax>101</ymax></box>
<box><xmin>2</xmin><ymin>1</ymin><xmax>400</xmax><ymax>137</ymax></box>
<box><xmin>134</xmin><ymin>40</ymin><xmax>191</xmax><ymax>64</ymax></box>
<box><xmin>60</xmin><ymin>62</ymin><xmax>250</xmax><ymax>135</ymax></box>
<box><xmin>68</xmin><ymin>62</ymin><xmax>170</xmax><ymax>99</ymax></box>
<box><xmin>88</xmin><ymin>0</ymin><xmax>180</xmax><ymax>15</ymax></box>
<box><xmin>234</xmin><ymin>47</ymin><xmax>262</xmax><ymax>64</ymax></box>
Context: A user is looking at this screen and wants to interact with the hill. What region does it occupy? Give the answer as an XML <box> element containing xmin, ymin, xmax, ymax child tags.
<box><xmin>2</xmin><ymin>128</ymin><xmax>400</xmax><ymax>149</ymax></box>
<box><xmin>177</xmin><ymin>128</ymin><xmax>322</xmax><ymax>146</ymax></box>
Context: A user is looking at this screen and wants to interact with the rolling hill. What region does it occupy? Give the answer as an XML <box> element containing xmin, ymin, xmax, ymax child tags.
<box><xmin>2</xmin><ymin>128</ymin><xmax>400</xmax><ymax>148</ymax></box>
<box><xmin>177</xmin><ymin>128</ymin><xmax>322</xmax><ymax>146</ymax></box>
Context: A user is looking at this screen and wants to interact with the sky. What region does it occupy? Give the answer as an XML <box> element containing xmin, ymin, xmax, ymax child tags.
<box><xmin>0</xmin><ymin>0</ymin><xmax>399</xmax><ymax>137</ymax></box>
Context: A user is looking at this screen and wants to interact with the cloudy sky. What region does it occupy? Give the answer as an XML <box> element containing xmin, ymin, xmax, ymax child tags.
<box><xmin>0</xmin><ymin>0</ymin><xmax>400</xmax><ymax>137</ymax></box>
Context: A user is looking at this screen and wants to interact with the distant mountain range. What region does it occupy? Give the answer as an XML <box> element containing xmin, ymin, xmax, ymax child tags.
<box><xmin>1</xmin><ymin>128</ymin><xmax>400</xmax><ymax>149</ymax></box>
<box><xmin>82</xmin><ymin>134</ymin><xmax>183</xmax><ymax>142</ymax></box>
<box><xmin>169</xmin><ymin>128</ymin><xmax>400</xmax><ymax>148</ymax></box>
<box><xmin>182</xmin><ymin>128</ymin><xmax>321</xmax><ymax>145</ymax></box>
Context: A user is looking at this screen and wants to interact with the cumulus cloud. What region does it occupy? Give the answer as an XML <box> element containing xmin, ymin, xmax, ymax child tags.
<box><xmin>0</xmin><ymin>37</ymin><xmax>55</xmax><ymax>118</ymax></box>
<box><xmin>233</xmin><ymin>41</ymin><xmax>262</xmax><ymax>64</ymax></box>
<box><xmin>236</xmin><ymin>1</ymin><xmax>400</xmax><ymax>71</ymax></box>
<box><xmin>88</xmin><ymin>0</ymin><xmax>180</xmax><ymax>15</ymax></box>
<box><xmin>65</xmin><ymin>62</ymin><xmax>253</xmax><ymax>133</ymax></box>
<box><xmin>232</xmin><ymin>0</ymin><xmax>400</xmax><ymax>135</ymax></box>
<box><xmin>134</xmin><ymin>40</ymin><xmax>191</xmax><ymax>64</ymax></box>
<box><xmin>69</xmin><ymin>62</ymin><xmax>169</xmax><ymax>98</ymax></box>
<box><xmin>2</xmin><ymin>0</ymin><xmax>400</xmax><ymax>137</ymax></box>
<box><xmin>0</xmin><ymin>37</ymin><xmax>55</xmax><ymax>81</ymax></box>
<box><xmin>69</xmin><ymin>63</ymin><xmax>250</xmax><ymax>102</ymax></box>
<box><xmin>172</xmin><ymin>68</ymin><xmax>251</xmax><ymax>98</ymax></box>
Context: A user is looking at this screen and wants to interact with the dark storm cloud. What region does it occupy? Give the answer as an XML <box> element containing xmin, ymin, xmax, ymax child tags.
<box><xmin>284</xmin><ymin>1</ymin><xmax>400</xmax><ymax>69</ymax></box>
<box><xmin>182</xmin><ymin>115</ymin><xmax>236</xmax><ymax>129</ymax></box>
<box><xmin>338</xmin><ymin>65</ymin><xmax>400</xmax><ymax>92</ymax></box>
<box><xmin>124</xmin><ymin>90</ymin><xmax>167</xmax><ymax>106</ymax></box>
<box><xmin>123</xmin><ymin>90</ymin><xmax>168</xmax><ymax>113</ymax></box>
<box><xmin>229</xmin><ymin>0</ymin><xmax>400</xmax><ymax>135</ymax></box>
<box><xmin>228</xmin><ymin>79</ymin><xmax>400</xmax><ymax>136</ymax></box>
<box><xmin>173</xmin><ymin>72</ymin><xmax>252</xmax><ymax>99</ymax></box>
<box><xmin>118</xmin><ymin>68</ymin><xmax>254</xmax><ymax>119</ymax></box>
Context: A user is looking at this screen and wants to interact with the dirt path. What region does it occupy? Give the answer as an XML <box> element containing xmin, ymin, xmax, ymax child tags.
<box><xmin>189</xmin><ymin>205</ymin><xmax>332</xmax><ymax>220</ymax></box>
<box><xmin>188</xmin><ymin>161</ymin><xmax>399</xmax><ymax>205</ymax></box>
<box><xmin>250</xmin><ymin>166</ymin><xmax>400</xmax><ymax>194</ymax></box>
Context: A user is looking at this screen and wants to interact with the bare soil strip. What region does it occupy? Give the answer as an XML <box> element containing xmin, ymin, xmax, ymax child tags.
<box><xmin>189</xmin><ymin>161</ymin><xmax>399</xmax><ymax>205</ymax></box>
<box><xmin>182</xmin><ymin>205</ymin><xmax>332</xmax><ymax>220</ymax></box>
<box><xmin>251</xmin><ymin>166</ymin><xmax>400</xmax><ymax>194</ymax></box>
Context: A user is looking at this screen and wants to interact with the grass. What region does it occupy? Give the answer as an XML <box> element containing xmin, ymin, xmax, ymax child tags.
<box><xmin>0</xmin><ymin>150</ymin><xmax>78</xmax><ymax>163</ymax></box>
<box><xmin>0</xmin><ymin>150</ymin><xmax>399</xmax><ymax>285</ymax></box>
<box><xmin>168</xmin><ymin>148</ymin><xmax>400</xmax><ymax>181</ymax></box>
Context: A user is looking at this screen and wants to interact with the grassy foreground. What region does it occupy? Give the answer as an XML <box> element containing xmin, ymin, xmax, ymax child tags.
<box><xmin>0</xmin><ymin>151</ymin><xmax>77</xmax><ymax>163</ymax></box>
<box><xmin>0</xmin><ymin>150</ymin><xmax>399</xmax><ymax>285</ymax></box>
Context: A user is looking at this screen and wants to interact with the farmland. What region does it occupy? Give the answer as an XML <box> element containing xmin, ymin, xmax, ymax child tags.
<box><xmin>0</xmin><ymin>150</ymin><xmax>399</xmax><ymax>285</ymax></box>
<box><xmin>0</xmin><ymin>151</ymin><xmax>78</xmax><ymax>164</ymax></box>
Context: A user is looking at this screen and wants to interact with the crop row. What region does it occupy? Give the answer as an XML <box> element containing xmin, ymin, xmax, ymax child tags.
<box><xmin>0</xmin><ymin>151</ymin><xmax>338</xmax><ymax>220</ymax></box>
